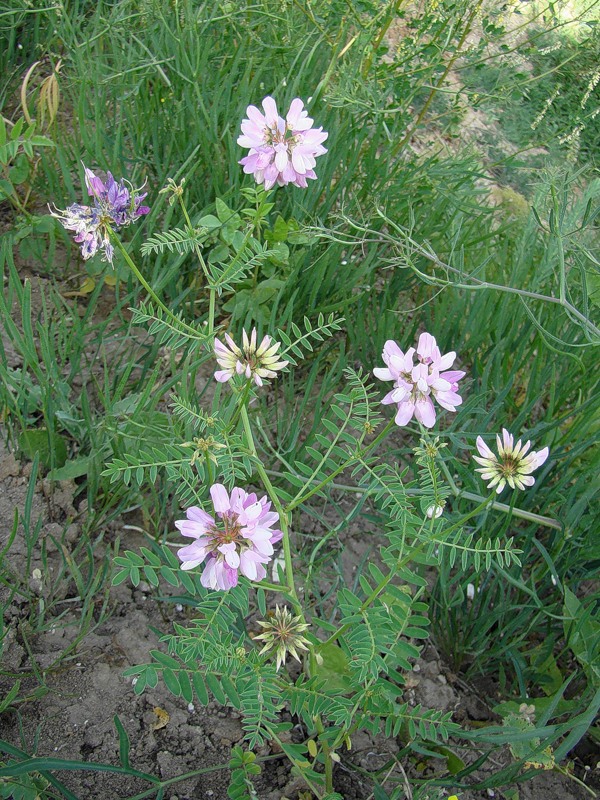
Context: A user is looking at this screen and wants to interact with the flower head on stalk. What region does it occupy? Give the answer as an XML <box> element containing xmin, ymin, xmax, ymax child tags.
<box><xmin>176</xmin><ymin>484</ymin><xmax>283</xmax><ymax>590</ymax></box>
<box><xmin>373</xmin><ymin>332</ymin><xmax>465</xmax><ymax>428</ymax></box>
<box><xmin>50</xmin><ymin>165</ymin><xmax>150</xmax><ymax>263</ymax></box>
<box><xmin>254</xmin><ymin>605</ymin><xmax>310</xmax><ymax>671</ymax></box>
<box><xmin>473</xmin><ymin>429</ymin><xmax>549</xmax><ymax>494</ymax></box>
<box><xmin>214</xmin><ymin>328</ymin><xmax>288</xmax><ymax>386</ymax></box>
<box><xmin>238</xmin><ymin>96</ymin><xmax>328</xmax><ymax>189</ymax></box>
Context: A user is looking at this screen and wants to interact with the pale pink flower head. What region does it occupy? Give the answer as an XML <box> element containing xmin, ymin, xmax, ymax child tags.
<box><xmin>214</xmin><ymin>328</ymin><xmax>288</xmax><ymax>387</ymax></box>
<box><xmin>473</xmin><ymin>429</ymin><xmax>549</xmax><ymax>494</ymax></box>
<box><xmin>238</xmin><ymin>96</ymin><xmax>328</xmax><ymax>189</ymax></box>
<box><xmin>373</xmin><ymin>332</ymin><xmax>466</xmax><ymax>428</ymax></box>
<box><xmin>176</xmin><ymin>484</ymin><xmax>283</xmax><ymax>590</ymax></box>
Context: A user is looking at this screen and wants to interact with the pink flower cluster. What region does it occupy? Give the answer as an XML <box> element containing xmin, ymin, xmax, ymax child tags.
<box><xmin>176</xmin><ymin>484</ymin><xmax>282</xmax><ymax>591</ymax></box>
<box><xmin>238</xmin><ymin>96</ymin><xmax>328</xmax><ymax>189</ymax></box>
<box><xmin>374</xmin><ymin>333</ymin><xmax>465</xmax><ymax>428</ymax></box>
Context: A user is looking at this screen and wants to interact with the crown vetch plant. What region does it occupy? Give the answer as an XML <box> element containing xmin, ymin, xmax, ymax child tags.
<box><xmin>176</xmin><ymin>484</ymin><xmax>283</xmax><ymax>589</ymax></box>
<box><xmin>214</xmin><ymin>328</ymin><xmax>289</xmax><ymax>386</ymax></box>
<box><xmin>374</xmin><ymin>333</ymin><xmax>465</xmax><ymax>428</ymax></box>
<box><xmin>238</xmin><ymin>96</ymin><xmax>328</xmax><ymax>189</ymax></box>
<box><xmin>51</xmin><ymin>97</ymin><xmax>561</xmax><ymax>799</ymax></box>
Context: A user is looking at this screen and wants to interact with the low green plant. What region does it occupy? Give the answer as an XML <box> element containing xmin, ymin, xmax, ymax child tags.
<box><xmin>39</xmin><ymin>146</ymin><xmax>585</xmax><ymax>797</ymax></box>
<box><xmin>1</xmin><ymin>1</ymin><xmax>598</xmax><ymax>797</ymax></box>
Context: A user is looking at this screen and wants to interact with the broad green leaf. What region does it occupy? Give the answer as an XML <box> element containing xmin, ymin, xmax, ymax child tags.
<box><xmin>9</xmin><ymin>154</ymin><xmax>29</xmax><ymax>185</ymax></box>
<box><xmin>314</xmin><ymin>642</ymin><xmax>352</xmax><ymax>692</ymax></box>
<box><xmin>48</xmin><ymin>456</ymin><xmax>91</xmax><ymax>481</ymax></box>
<box><xmin>19</xmin><ymin>428</ymin><xmax>68</xmax><ymax>469</ymax></box>
<box><xmin>0</xmin><ymin>178</ymin><xmax>14</xmax><ymax>199</ymax></box>
<box><xmin>198</xmin><ymin>214</ymin><xmax>221</xmax><ymax>230</ymax></box>
<box><xmin>563</xmin><ymin>586</ymin><xmax>600</xmax><ymax>681</ymax></box>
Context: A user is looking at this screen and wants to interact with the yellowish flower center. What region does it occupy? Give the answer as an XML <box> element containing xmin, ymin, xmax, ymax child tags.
<box><xmin>210</xmin><ymin>513</ymin><xmax>242</xmax><ymax>546</ymax></box>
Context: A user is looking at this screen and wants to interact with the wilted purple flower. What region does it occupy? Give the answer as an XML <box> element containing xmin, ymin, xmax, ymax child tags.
<box><xmin>176</xmin><ymin>484</ymin><xmax>283</xmax><ymax>590</ymax></box>
<box><xmin>214</xmin><ymin>328</ymin><xmax>288</xmax><ymax>387</ymax></box>
<box><xmin>373</xmin><ymin>332</ymin><xmax>465</xmax><ymax>428</ymax></box>
<box><xmin>50</xmin><ymin>165</ymin><xmax>149</xmax><ymax>263</ymax></box>
<box><xmin>238</xmin><ymin>96</ymin><xmax>328</xmax><ymax>189</ymax></box>
<box><xmin>473</xmin><ymin>429</ymin><xmax>549</xmax><ymax>493</ymax></box>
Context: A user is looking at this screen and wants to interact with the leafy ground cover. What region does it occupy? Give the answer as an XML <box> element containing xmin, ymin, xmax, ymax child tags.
<box><xmin>0</xmin><ymin>1</ymin><xmax>599</xmax><ymax>799</ymax></box>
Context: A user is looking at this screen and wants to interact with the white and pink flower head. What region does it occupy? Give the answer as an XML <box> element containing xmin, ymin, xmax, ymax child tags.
<box><xmin>238</xmin><ymin>96</ymin><xmax>328</xmax><ymax>189</ymax></box>
<box><xmin>214</xmin><ymin>328</ymin><xmax>288</xmax><ymax>387</ymax></box>
<box><xmin>373</xmin><ymin>332</ymin><xmax>466</xmax><ymax>429</ymax></box>
<box><xmin>176</xmin><ymin>484</ymin><xmax>283</xmax><ymax>591</ymax></box>
<box><xmin>474</xmin><ymin>429</ymin><xmax>549</xmax><ymax>494</ymax></box>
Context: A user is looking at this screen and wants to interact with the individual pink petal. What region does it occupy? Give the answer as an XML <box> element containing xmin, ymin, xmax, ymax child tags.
<box><xmin>373</xmin><ymin>367</ymin><xmax>393</xmax><ymax>381</ymax></box>
<box><xmin>218</xmin><ymin>543</ymin><xmax>240</xmax><ymax>569</ymax></box>
<box><xmin>532</xmin><ymin>447</ymin><xmax>549</xmax><ymax>467</ymax></box>
<box><xmin>476</xmin><ymin>436</ymin><xmax>495</xmax><ymax>459</ymax></box>
<box><xmin>439</xmin><ymin>369</ymin><xmax>465</xmax><ymax>384</ymax></box>
<box><xmin>174</xmin><ymin>519</ymin><xmax>211</xmax><ymax>539</ymax></box>
<box><xmin>390</xmin><ymin>385</ymin><xmax>411</xmax><ymax>403</ymax></box>
<box><xmin>381</xmin><ymin>390</ymin><xmax>399</xmax><ymax>406</ymax></box>
<box><xmin>395</xmin><ymin>401</ymin><xmax>415</xmax><ymax>426</ymax></box>
<box><xmin>417</xmin><ymin>332</ymin><xmax>436</xmax><ymax>362</ymax></box>
<box><xmin>414</xmin><ymin>397</ymin><xmax>436</xmax><ymax>428</ymax></box>
<box><xmin>261</xmin><ymin>96</ymin><xmax>279</xmax><ymax>124</ymax></box>
<box><xmin>435</xmin><ymin>390</ymin><xmax>462</xmax><ymax>411</ymax></box>
<box><xmin>186</xmin><ymin>506</ymin><xmax>215</xmax><ymax>526</ymax></box>
<box><xmin>246</xmin><ymin>105</ymin><xmax>266</xmax><ymax>126</ymax></box>
<box><xmin>210</xmin><ymin>484</ymin><xmax>230</xmax><ymax>513</ymax></box>
<box><xmin>435</xmin><ymin>351</ymin><xmax>456</xmax><ymax>371</ymax></box>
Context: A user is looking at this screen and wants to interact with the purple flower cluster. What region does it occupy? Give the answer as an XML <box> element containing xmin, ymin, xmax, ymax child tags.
<box><xmin>238</xmin><ymin>96</ymin><xmax>328</xmax><ymax>189</ymax></box>
<box><xmin>176</xmin><ymin>484</ymin><xmax>283</xmax><ymax>591</ymax></box>
<box><xmin>374</xmin><ymin>332</ymin><xmax>465</xmax><ymax>428</ymax></box>
<box><xmin>50</xmin><ymin>165</ymin><xmax>149</xmax><ymax>263</ymax></box>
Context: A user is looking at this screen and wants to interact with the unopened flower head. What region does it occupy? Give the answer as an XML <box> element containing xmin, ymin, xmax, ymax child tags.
<box><xmin>473</xmin><ymin>429</ymin><xmax>549</xmax><ymax>494</ymax></box>
<box><xmin>373</xmin><ymin>332</ymin><xmax>465</xmax><ymax>428</ymax></box>
<box><xmin>426</xmin><ymin>504</ymin><xmax>444</xmax><ymax>519</ymax></box>
<box><xmin>176</xmin><ymin>484</ymin><xmax>283</xmax><ymax>590</ymax></box>
<box><xmin>238</xmin><ymin>96</ymin><xmax>328</xmax><ymax>189</ymax></box>
<box><xmin>254</xmin><ymin>605</ymin><xmax>310</xmax><ymax>671</ymax></box>
<box><xmin>50</xmin><ymin>165</ymin><xmax>150</xmax><ymax>263</ymax></box>
<box><xmin>214</xmin><ymin>328</ymin><xmax>288</xmax><ymax>387</ymax></box>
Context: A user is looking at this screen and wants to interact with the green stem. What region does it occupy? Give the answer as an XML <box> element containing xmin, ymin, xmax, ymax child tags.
<box><xmin>239</xmin><ymin>405</ymin><xmax>303</xmax><ymax>618</ymax></box>
<box><xmin>252</xmin><ymin>580</ymin><xmax>293</xmax><ymax>594</ymax></box>
<box><xmin>286</xmin><ymin>418</ymin><xmax>396</xmax><ymax>513</ymax></box>
<box><xmin>553</xmin><ymin>765</ymin><xmax>597</xmax><ymax>799</ymax></box>
<box><xmin>315</xmin><ymin>716</ymin><xmax>334</xmax><ymax>794</ymax></box>
<box><xmin>111</xmin><ymin>232</ymin><xmax>202</xmax><ymax>338</ymax></box>
<box><xmin>321</xmin><ymin>493</ymin><xmax>495</xmax><ymax>649</ymax></box>
<box><xmin>361</xmin><ymin>0</ymin><xmax>405</xmax><ymax>77</ymax></box>
<box><xmin>177</xmin><ymin>194</ymin><xmax>215</xmax><ymax>335</ymax></box>
<box><xmin>437</xmin><ymin>458</ymin><xmax>561</xmax><ymax>530</ymax></box>
<box><xmin>204</xmin><ymin>452</ymin><xmax>213</xmax><ymax>486</ymax></box>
